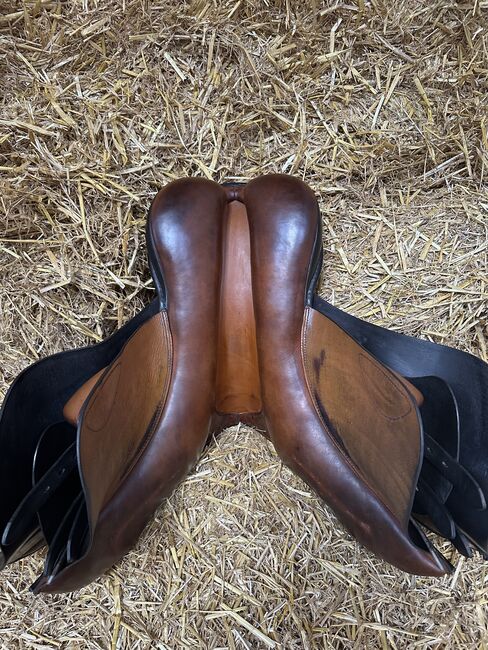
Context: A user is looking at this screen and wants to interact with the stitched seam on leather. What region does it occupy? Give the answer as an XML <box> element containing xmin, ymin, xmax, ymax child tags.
<box><xmin>148</xmin><ymin>202</ymin><xmax>167</xmax><ymax>309</ymax></box>
<box><xmin>116</xmin><ymin>310</ymin><xmax>173</xmax><ymax>486</ymax></box>
<box><xmin>97</xmin><ymin>311</ymin><xmax>173</xmax><ymax>506</ymax></box>
<box><xmin>358</xmin><ymin>352</ymin><xmax>412</xmax><ymax>421</ymax></box>
<box><xmin>304</xmin><ymin>202</ymin><xmax>322</xmax><ymax>306</ymax></box>
<box><xmin>84</xmin><ymin>363</ymin><xmax>122</xmax><ymax>430</ymax></box>
<box><xmin>301</xmin><ymin>307</ymin><xmax>410</xmax><ymax>530</ymax></box>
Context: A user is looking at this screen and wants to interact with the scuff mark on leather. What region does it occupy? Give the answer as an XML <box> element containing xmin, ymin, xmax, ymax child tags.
<box><xmin>312</xmin><ymin>349</ymin><xmax>326</xmax><ymax>381</ymax></box>
<box><xmin>313</xmin><ymin>389</ymin><xmax>350</xmax><ymax>457</ymax></box>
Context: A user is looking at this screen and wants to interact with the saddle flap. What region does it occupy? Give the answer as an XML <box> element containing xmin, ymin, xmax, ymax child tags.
<box><xmin>76</xmin><ymin>311</ymin><xmax>172</xmax><ymax>543</ymax></box>
<box><xmin>314</xmin><ymin>295</ymin><xmax>488</xmax><ymax>554</ymax></box>
<box><xmin>302</xmin><ymin>306</ymin><xmax>422</xmax><ymax>530</ymax></box>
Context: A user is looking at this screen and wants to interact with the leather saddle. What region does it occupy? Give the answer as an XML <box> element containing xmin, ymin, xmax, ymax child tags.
<box><xmin>1</xmin><ymin>175</ymin><xmax>487</xmax><ymax>593</ymax></box>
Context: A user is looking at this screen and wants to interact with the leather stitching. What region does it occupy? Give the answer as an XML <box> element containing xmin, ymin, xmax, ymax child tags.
<box><xmin>358</xmin><ymin>353</ymin><xmax>412</xmax><ymax>421</ymax></box>
<box><xmin>117</xmin><ymin>310</ymin><xmax>173</xmax><ymax>486</ymax></box>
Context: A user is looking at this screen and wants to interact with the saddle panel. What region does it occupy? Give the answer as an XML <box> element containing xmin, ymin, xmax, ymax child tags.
<box><xmin>78</xmin><ymin>311</ymin><xmax>172</xmax><ymax>533</ymax></box>
<box><xmin>244</xmin><ymin>174</ymin><xmax>449</xmax><ymax>575</ymax></box>
<box><xmin>33</xmin><ymin>311</ymin><xmax>173</xmax><ymax>590</ymax></box>
<box><xmin>0</xmin><ymin>301</ymin><xmax>159</xmax><ymax>569</ymax></box>
<box><xmin>5</xmin><ymin>310</ymin><xmax>172</xmax><ymax>593</ymax></box>
<box><xmin>34</xmin><ymin>177</ymin><xmax>227</xmax><ymax>592</ymax></box>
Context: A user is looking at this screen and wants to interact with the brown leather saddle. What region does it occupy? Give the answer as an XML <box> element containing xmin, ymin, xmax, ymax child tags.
<box><xmin>1</xmin><ymin>175</ymin><xmax>487</xmax><ymax>593</ymax></box>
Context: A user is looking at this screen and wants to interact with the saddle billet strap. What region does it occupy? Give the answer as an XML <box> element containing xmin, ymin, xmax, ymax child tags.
<box><xmin>2</xmin><ymin>442</ymin><xmax>77</xmax><ymax>549</ymax></box>
<box><xmin>413</xmin><ymin>514</ymin><xmax>474</xmax><ymax>559</ymax></box>
<box><xmin>422</xmin><ymin>434</ymin><xmax>485</xmax><ymax>509</ymax></box>
<box><xmin>33</xmin><ymin>421</ymin><xmax>83</xmax><ymax>546</ymax></box>
<box><xmin>1</xmin><ymin>420</ymin><xmax>78</xmax><ymax>562</ymax></box>
<box><xmin>313</xmin><ymin>296</ymin><xmax>488</xmax><ymax>553</ymax></box>
<box><xmin>424</xmin><ymin>442</ymin><xmax>486</xmax><ymax>510</ymax></box>
<box><xmin>408</xmin><ymin>375</ymin><xmax>485</xmax><ymax>551</ymax></box>
<box><xmin>66</xmin><ymin>502</ymin><xmax>89</xmax><ymax>564</ymax></box>
<box><xmin>43</xmin><ymin>494</ymin><xmax>85</xmax><ymax>580</ymax></box>
<box><xmin>2</xmin><ymin>529</ymin><xmax>45</xmax><ymax>568</ymax></box>
<box><xmin>414</xmin><ymin>476</ymin><xmax>456</xmax><ymax>540</ymax></box>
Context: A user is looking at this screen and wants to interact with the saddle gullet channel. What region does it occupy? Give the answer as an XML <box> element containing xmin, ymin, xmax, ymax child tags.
<box><xmin>215</xmin><ymin>199</ymin><xmax>263</xmax><ymax>427</ymax></box>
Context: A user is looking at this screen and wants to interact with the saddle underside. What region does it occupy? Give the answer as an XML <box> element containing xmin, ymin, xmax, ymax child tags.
<box><xmin>0</xmin><ymin>175</ymin><xmax>487</xmax><ymax>593</ymax></box>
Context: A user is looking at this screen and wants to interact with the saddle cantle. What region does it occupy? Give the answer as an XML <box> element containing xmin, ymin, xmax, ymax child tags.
<box><xmin>0</xmin><ymin>175</ymin><xmax>487</xmax><ymax>592</ymax></box>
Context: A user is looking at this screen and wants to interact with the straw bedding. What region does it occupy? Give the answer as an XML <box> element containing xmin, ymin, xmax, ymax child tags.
<box><xmin>0</xmin><ymin>0</ymin><xmax>487</xmax><ymax>647</ymax></box>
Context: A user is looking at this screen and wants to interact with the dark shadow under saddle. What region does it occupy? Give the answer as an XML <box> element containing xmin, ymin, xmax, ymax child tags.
<box><xmin>1</xmin><ymin>175</ymin><xmax>487</xmax><ymax>593</ymax></box>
